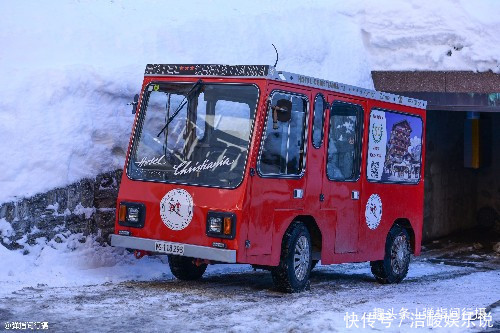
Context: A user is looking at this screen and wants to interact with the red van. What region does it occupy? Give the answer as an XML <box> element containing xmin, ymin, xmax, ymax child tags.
<box><xmin>110</xmin><ymin>64</ymin><xmax>426</xmax><ymax>292</ymax></box>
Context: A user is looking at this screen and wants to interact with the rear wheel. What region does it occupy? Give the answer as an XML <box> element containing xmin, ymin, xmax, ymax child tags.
<box><xmin>168</xmin><ymin>255</ymin><xmax>207</xmax><ymax>281</ymax></box>
<box><xmin>271</xmin><ymin>222</ymin><xmax>312</xmax><ymax>293</ymax></box>
<box><xmin>370</xmin><ymin>225</ymin><xmax>411</xmax><ymax>284</ymax></box>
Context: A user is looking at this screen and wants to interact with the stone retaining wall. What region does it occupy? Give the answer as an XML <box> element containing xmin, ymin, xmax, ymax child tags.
<box><xmin>0</xmin><ymin>170</ymin><xmax>122</xmax><ymax>250</ymax></box>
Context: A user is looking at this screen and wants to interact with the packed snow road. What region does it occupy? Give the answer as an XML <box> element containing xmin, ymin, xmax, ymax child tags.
<box><xmin>1</xmin><ymin>241</ymin><xmax>499</xmax><ymax>333</ymax></box>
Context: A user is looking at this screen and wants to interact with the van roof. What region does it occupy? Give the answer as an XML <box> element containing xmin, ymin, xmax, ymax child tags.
<box><xmin>144</xmin><ymin>64</ymin><xmax>427</xmax><ymax>110</ymax></box>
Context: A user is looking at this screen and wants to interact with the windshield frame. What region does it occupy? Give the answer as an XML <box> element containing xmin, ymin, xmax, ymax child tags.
<box><xmin>125</xmin><ymin>80</ymin><xmax>261</xmax><ymax>190</ymax></box>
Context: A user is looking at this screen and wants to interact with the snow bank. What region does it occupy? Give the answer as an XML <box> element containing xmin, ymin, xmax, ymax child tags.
<box><xmin>0</xmin><ymin>232</ymin><xmax>168</xmax><ymax>294</ymax></box>
<box><xmin>362</xmin><ymin>0</ymin><xmax>500</xmax><ymax>72</ymax></box>
<box><xmin>0</xmin><ymin>218</ymin><xmax>15</xmax><ymax>243</ymax></box>
<box><xmin>0</xmin><ymin>231</ymin><xmax>255</xmax><ymax>295</ymax></box>
<box><xmin>0</xmin><ymin>0</ymin><xmax>499</xmax><ymax>203</ymax></box>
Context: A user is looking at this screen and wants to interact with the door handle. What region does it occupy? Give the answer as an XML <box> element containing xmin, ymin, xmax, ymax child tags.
<box><xmin>351</xmin><ymin>191</ymin><xmax>360</xmax><ymax>200</ymax></box>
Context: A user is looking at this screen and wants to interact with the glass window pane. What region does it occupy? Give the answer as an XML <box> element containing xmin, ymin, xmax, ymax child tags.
<box><xmin>366</xmin><ymin>109</ymin><xmax>423</xmax><ymax>184</ymax></box>
<box><xmin>214</xmin><ymin>100</ymin><xmax>251</xmax><ymax>141</ymax></box>
<box><xmin>195</xmin><ymin>94</ymin><xmax>207</xmax><ymax>140</ymax></box>
<box><xmin>326</xmin><ymin>103</ymin><xmax>362</xmax><ymax>181</ymax></box>
<box><xmin>312</xmin><ymin>94</ymin><xmax>325</xmax><ymax>148</ymax></box>
<box><xmin>259</xmin><ymin>92</ymin><xmax>308</xmax><ymax>176</ymax></box>
<box><xmin>128</xmin><ymin>83</ymin><xmax>258</xmax><ymax>188</ymax></box>
<box><xmin>135</xmin><ymin>91</ymin><xmax>186</xmax><ymax>160</ymax></box>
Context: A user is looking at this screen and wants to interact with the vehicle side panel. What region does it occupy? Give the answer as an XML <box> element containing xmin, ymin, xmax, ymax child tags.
<box><xmin>253</xmin><ymin>88</ymin><xmax>426</xmax><ymax>266</ymax></box>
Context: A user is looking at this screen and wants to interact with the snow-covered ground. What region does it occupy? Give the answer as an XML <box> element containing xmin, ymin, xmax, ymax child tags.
<box><xmin>1</xmin><ymin>0</ymin><xmax>499</xmax><ymax>203</ymax></box>
<box><xmin>1</xmin><ymin>234</ymin><xmax>499</xmax><ymax>332</ymax></box>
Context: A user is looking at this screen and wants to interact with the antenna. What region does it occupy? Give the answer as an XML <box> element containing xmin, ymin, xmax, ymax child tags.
<box><xmin>272</xmin><ymin>44</ymin><xmax>279</xmax><ymax>68</ymax></box>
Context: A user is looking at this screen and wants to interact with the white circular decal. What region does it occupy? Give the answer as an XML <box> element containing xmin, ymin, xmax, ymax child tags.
<box><xmin>365</xmin><ymin>194</ymin><xmax>382</xmax><ymax>230</ymax></box>
<box><xmin>160</xmin><ymin>189</ymin><xmax>194</xmax><ymax>231</ymax></box>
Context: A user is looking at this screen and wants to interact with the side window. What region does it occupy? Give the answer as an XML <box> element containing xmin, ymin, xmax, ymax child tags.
<box><xmin>326</xmin><ymin>102</ymin><xmax>363</xmax><ymax>181</ymax></box>
<box><xmin>366</xmin><ymin>109</ymin><xmax>423</xmax><ymax>184</ymax></box>
<box><xmin>259</xmin><ymin>91</ymin><xmax>308</xmax><ymax>176</ymax></box>
<box><xmin>312</xmin><ymin>94</ymin><xmax>325</xmax><ymax>148</ymax></box>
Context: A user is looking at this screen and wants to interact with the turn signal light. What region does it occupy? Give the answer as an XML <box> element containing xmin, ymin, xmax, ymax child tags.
<box><xmin>223</xmin><ymin>217</ymin><xmax>232</xmax><ymax>235</ymax></box>
<box><xmin>118</xmin><ymin>202</ymin><xmax>146</xmax><ymax>228</ymax></box>
<box><xmin>119</xmin><ymin>204</ymin><xmax>127</xmax><ymax>222</ymax></box>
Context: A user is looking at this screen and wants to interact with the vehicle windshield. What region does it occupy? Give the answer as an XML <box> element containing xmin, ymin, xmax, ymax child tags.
<box><xmin>128</xmin><ymin>82</ymin><xmax>259</xmax><ymax>188</ymax></box>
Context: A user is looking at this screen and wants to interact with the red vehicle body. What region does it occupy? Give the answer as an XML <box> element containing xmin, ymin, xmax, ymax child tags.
<box><xmin>111</xmin><ymin>64</ymin><xmax>427</xmax><ymax>292</ymax></box>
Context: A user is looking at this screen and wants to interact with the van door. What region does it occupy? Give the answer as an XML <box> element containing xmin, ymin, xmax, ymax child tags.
<box><xmin>320</xmin><ymin>98</ymin><xmax>365</xmax><ymax>253</ymax></box>
<box><xmin>247</xmin><ymin>87</ymin><xmax>310</xmax><ymax>256</ymax></box>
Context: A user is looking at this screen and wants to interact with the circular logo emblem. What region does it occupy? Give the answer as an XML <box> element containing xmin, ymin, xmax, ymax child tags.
<box><xmin>160</xmin><ymin>189</ymin><xmax>194</xmax><ymax>231</ymax></box>
<box><xmin>365</xmin><ymin>194</ymin><xmax>382</xmax><ymax>230</ymax></box>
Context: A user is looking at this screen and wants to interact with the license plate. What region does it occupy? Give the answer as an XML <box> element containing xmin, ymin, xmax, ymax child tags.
<box><xmin>154</xmin><ymin>241</ymin><xmax>185</xmax><ymax>255</ymax></box>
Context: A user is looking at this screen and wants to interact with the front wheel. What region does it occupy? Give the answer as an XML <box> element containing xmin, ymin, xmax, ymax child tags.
<box><xmin>168</xmin><ymin>255</ymin><xmax>207</xmax><ymax>281</ymax></box>
<box><xmin>370</xmin><ymin>225</ymin><xmax>411</xmax><ymax>284</ymax></box>
<box><xmin>271</xmin><ymin>222</ymin><xmax>312</xmax><ymax>293</ymax></box>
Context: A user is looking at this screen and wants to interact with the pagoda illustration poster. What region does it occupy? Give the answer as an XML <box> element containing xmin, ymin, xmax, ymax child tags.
<box><xmin>367</xmin><ymin>110</ymin><xmax>423</xmax><ymax>184</ymax></box>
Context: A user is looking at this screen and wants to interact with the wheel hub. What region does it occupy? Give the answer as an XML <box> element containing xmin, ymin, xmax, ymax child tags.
<box><xmin>391</xmin><ymin>234</ymin><xmax>409</xmax><ymax>275</ymax></box>
<box><xmin>293</xmin><ymin>235</ymin><xmax>310</xmax><ymax>281</ymax></box>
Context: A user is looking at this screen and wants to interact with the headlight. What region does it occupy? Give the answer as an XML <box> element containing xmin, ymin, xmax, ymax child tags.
<box><xmin>118</xmin><ymin>202</ymin><xmax>146</xmax><ymax>228</ymax></box>
<box><xmin>206</xmin><ymin>212</ymin><xmax>236</xmax><ymax>239</ymax></box>
<box><xmin>208</xmin><ymin>216</ymin><xmax>223</xmax><ymax>233</ymax></box>
<box><xmin>127</xmin><ymin>207</ymin><xmax>140</xmax><ymax>223</ymax></box>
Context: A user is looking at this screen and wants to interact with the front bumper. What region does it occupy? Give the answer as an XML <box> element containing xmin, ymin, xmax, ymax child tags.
<box><xmin>110</xmin><ymin>234</ymin><xmax>237</xmax><ymax>263</ymax></box>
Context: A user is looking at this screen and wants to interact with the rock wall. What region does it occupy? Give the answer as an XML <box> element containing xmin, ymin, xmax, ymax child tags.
<box><xmin>0</xmin><ymin>170</ymin><xmax>122</xmax><ymax>250</ymax></box>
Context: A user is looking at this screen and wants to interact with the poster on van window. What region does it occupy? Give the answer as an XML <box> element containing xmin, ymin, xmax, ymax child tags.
<box><xmin>367</xmin><ymin>109</ymin><xmax>423</xmax><ymax>184</ymax></box>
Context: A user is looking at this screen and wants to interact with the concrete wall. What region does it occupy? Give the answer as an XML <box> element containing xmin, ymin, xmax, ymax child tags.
<box><xmin>476</xmin><ymin>113</ymin><xmax>500</xmax><ymax>231</ymax></box>
<box><xmin>423</xmin><ymin>111</ymin><xmax>500</xmax><ymax>240</ymax></box>
<box><xmin>423</xmin><ymin>111</ymin><xmax>479</xmax><ymax>240</ymax></box>
<box><xmin>371</xmin><ymin>71</ymin><xmax>500</xmax><ymax>94</ymax></box>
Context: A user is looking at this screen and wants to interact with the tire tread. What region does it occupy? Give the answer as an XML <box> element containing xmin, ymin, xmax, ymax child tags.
<box><xmin>370</xmin><ymin>225</ymin><xmax>410</xmax><ymax>284</ymax></box>
<box><xmin>271</xmin><ymin>222</ymin><xmax>312</xmax><ymax>293</ymax></box>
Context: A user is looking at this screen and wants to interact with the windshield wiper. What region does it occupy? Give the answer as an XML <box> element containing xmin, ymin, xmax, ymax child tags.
<box><xmin>157</xmin><ymin>79</ymin><xmax>204</xmax><ymax>137</ymax></box>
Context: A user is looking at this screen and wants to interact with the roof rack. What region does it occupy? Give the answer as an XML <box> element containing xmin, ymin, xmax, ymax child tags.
<box><xmin>144</xmin><ymin>64</ymin><xmax>427</xmax><ymax>109</ymax></box>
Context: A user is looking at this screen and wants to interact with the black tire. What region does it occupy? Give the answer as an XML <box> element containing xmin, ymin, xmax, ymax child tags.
<box><xmin>271</xmin><ymin>222</ymin><xmax>312</xmax><ymax>293</ymax></box>
<box><xmin>311</xmin><ymin>260</ymin><xmax>319</xmax><ymax>270</ymax></box>
<box><xmin>168</xmin><ymin>255</ymin><xmax>207</xmax><ymax>281</ymax></box>
<box><xmin>370</xmin><ymin>225</ymin><xmax>411</xmax><ymax>284</ymax></box>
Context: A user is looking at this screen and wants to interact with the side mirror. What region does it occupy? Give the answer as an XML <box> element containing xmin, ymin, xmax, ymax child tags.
<box><xmin>271</xmin><ymin>99</ymin><xmax>292</xmax><ymax>129</ymax></box>
<box><xmin>128</xmin><ymin>94</ymin><xmax>139</xmax><ymax>114</ymax></box>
